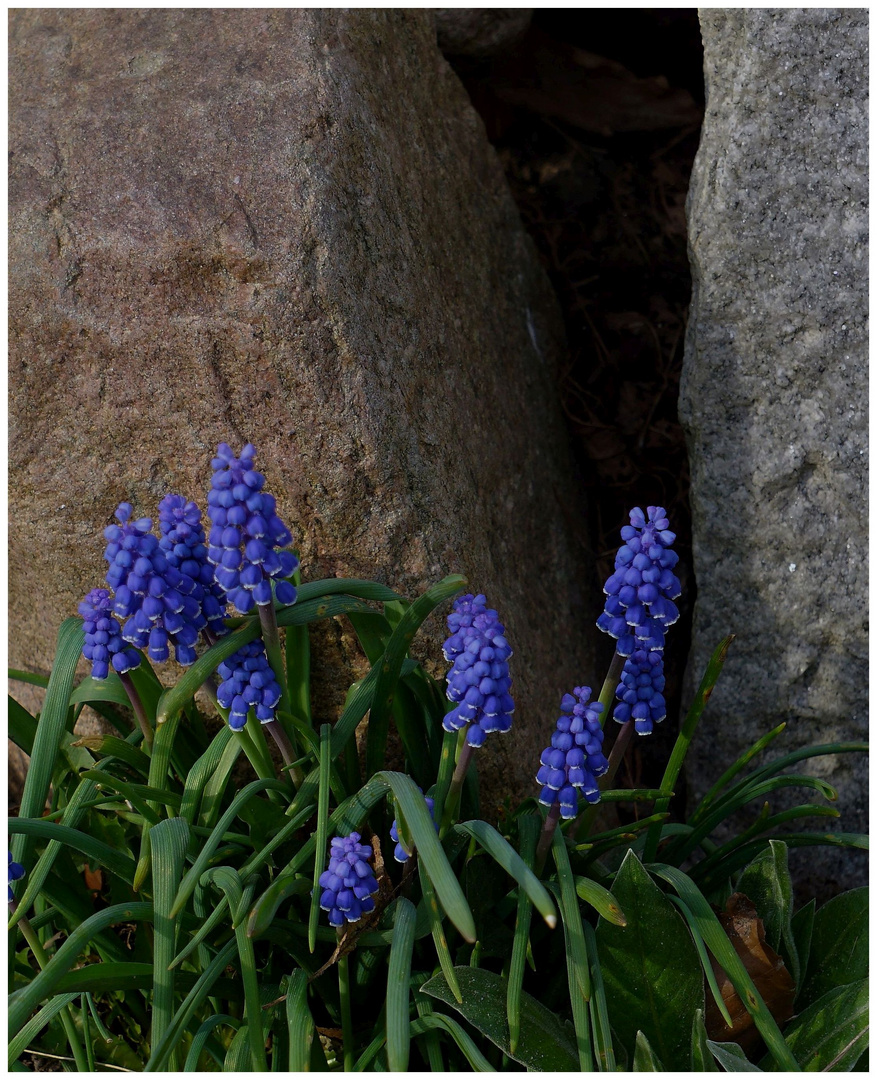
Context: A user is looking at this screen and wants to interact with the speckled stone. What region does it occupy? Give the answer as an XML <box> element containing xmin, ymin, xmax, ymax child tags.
<box><xmin>679</xmin><ymin>10</ymin><xmax>867</xmax><ymax>897</ymax></box>
<box><xmin>433</xmin><ymin>9</ymin><xmax>532</xmax><ymax>59</ymax></box>
<box><xmin>9</xmin><ymin>9</ymin><xmax>596</xmax><ymax>814</ymax></box>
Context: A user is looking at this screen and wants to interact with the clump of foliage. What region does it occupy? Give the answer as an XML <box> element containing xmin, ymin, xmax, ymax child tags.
<box><xmin>8</xmin><ymin>444</ymin><xmax>868</xmax><ymax>1071</ymax></box>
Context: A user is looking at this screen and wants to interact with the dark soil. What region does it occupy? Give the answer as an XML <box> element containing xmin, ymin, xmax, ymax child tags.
<box><xmin>448</xmin><ymin>9</ymin><xmax>704</xmax><ymax>805</ymax></box>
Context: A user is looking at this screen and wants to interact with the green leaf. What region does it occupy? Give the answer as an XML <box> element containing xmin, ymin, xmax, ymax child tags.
<box><xmin>365</xmin><ymin>575</ymin><xmax>467</xmax><ymax>776</ymax></box>
<box><xmin>582</xmin><ymin>920</ymin><xmax>616</xmax><ymax>1071</ymax></box>
<box><xmin>691</xmin><ymin>1010</ymin><xmax>718</xmax><ymax>1071</ymax></box>
<box><xmin>764</xmin><ymin>978</ymin><xmax>869</xmax><ymax>1071</ymax></box>
<box><xmin>650</xmin><ymin>863</ymin><xmax>798</xmax><ymax>1070</ymax></box>
<box><xmin>596</xmin><ymin>851</ymin><xmax>703</xmax><ymax>1069</ymax></box>
<box><xmin>736</xmin><ymin>839</ymin><xmax>799</xmax><ymax>986</ymax></box>
<box><xmin>69</xmin><ymin>673</ymin><xmax>132</xmax><ymax>708</ymax></box>
<box><xmin>420</xmin><ymin>965</ymin><xmax>579</xmax><ymax>1071</ymax></box>
<box><xmin>457</xmin><ymin>820</ymin><xmax>557</xmax><ymax>928</ymax></box>
<box><xmin>633</xmin><ymin>1030</ymin><xmax>664</xmax><ymax>1071</ymax></box>
<box><xmin>149</xmin><ymin>818</ymin><xmax>190</xmax><ymax>1067</ymax></box>
<box><xmin>790</xmin><ymin>897</ymin><xmax>816</xmax><ymax>998</ymax></box>
<box><xmin>8</xmin><ymin>902</ymin><xmax>154</xmax><ymax>1033</ymax></box>
<box><xmin>798</xmin><ymin>886</ymin><xmax>868</xmax><ymax>1010</ymax></box>
<box><xmin>419</xmin><ymin>863</ymin><xmax>462</xmax><ymax>1004</ymax></box>
<box><xmin>377</xmin><ymin>771</ymin><xmax>476</xmax><ymax>943</ymax></box>
<box><xmin>550</xmin><ymin>828</ymin><xmax>593</xmax><ymax>1069</ymax></box>
<box><xmin>8</xmin><ymin>695</ymin><xmax>37</xmax><ymax>756</ymax></box>
<box><xmin>385</xmin><ymin>898</ymin><xmax>417</xmax><ymax>1071</ymax></box>
<box><xmin>8</xmin><ymin>992</ymin><xmax>79</xmax><ymax>1067</ymax></box>
<box><xmin>7</xmin><ymin>817</ymin><xmax>137</xmax><ymax>885</ymax></box>
<box><xmin>308</xmin><ymin>724</ymin><xmax>332</xmax><ymax>953</ymax></box>
<box><xmin>409</xmin><ymin>1013</ymin><xmax>495</xmax><ymax>1071</ymax></box>
<box><xmin>507</xmin><ymin>814</ymin><xmax>540</xmax><ymax>1054</ymax></box>
<box><xmin>286</xmin><ymin>970</ymin><xmax>314</xmax><ymax>1071</ymax></box>
<box><xmin>183</xmin><ymin>1014</ymin><xmax>240</xmax><ymax>1072</ymax></box>
<box><xmin>12</xmin><ymin>619</ymin><xmax>84</xmax><ymax>871</ymax></box>
<box><xmin>708</xmin><ymin>1040</ymin><xmax>762</xmax><ymax>1071</ymax></box>
<box><xmin>575</xmin><ymin>875</ymin><xmax>627</xmax><ymax>926</ymax></box>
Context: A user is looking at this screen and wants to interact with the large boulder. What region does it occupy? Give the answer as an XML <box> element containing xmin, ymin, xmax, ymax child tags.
<box><xmin>679</xmin><ymin>10</ymin><xmax>867</xmax><ymax>896</ymax></box>
<box><xmin>9</xmin><ymin>9</ymin><xmax>596</xmax><ymax>815</ymax></box>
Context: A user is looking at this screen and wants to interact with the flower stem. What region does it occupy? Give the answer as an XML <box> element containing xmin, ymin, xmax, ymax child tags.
<box><xmin>12</xmin><ymin>902</ymin><xmax>89</xmax><ymax>1071</ymax></box>
<box><xmin>338</xmin><ymin>940</ymin><xmax>354</xmax><ymax>1071</ymax></box>
<box><xmin>596</xmin><ymin>650</ymin><xmax>626</xmax><ymax>728</ymax></box>
<box><xmin>534</xmin><ymin>802</ymin><xmax>561</xmax><ymax>875</ymax></box>
<box><xmin>263</xmin><ymin>719</ymin><xmax>305</xmax><ymax>789</ymax></box>
<box><xmin>118</xmin><ymin>671</ymin><xmax>154</xmax><ymax>749</ymax></box>
<box><xmin>569</xmin><ymin>719</ymin><xmax>636</xmax><ymax>840</ymax></box>
<box><xmin>258</xmin><ymin>602</ymin><xmax>303</xmax><ymax>763</ymax></box>
<box><xmin>442</xmin><ymin>733</ymin><xmax>474</xmax><ymax>828</ymax></box>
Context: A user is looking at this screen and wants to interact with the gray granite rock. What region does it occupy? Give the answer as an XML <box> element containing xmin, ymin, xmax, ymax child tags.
<box><xmin>679</xmin><ymin>10</ymin><xmax>868</xmax><ymax>898</ymax></box>
<box><xmin>434</xmin><ymin>8</ymin><xmax>532</xmax><ymax>59</ymax></box>
<box><xmin>9</xmin><ymin>9</ymin><xmax>595</xmax><ymax>816</ymax></box>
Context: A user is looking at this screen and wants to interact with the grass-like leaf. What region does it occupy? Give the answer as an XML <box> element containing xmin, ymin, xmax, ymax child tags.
<box><xmin>507</xmin><ymin>813</ymin><xmax>539</xmax><ymax>1054</ymax></box>
<box><xmin>8</xmin><ymin>992</ymin><xmax>79</xmax><ymax>1067</ymax></box>
<box><xmin>308</xmin><ymin>723</ymin><xmax>332</xmax><ymax>953</ymax></box>
<box><xmin>365</xmin><ymin>575</ymin><xmax>467</xmax><ymax>776</ymax></box>
<box><xmin>386</xmin><ymin>898</ymin><xmax>417</xmax><ymax>1071</ymax></box>
<box><xmin>149</xmin><ymin>817</ymin><xmax>190</xmax><ymax>1068</ymax></box>
<box><xmin>183</xmin><ymin>1014</ymin><xmax>240</xmax><ymax>1072</ymax></box>
<box><xmin>8</xmin><ymin>817</ymin><xmax>137</xmax><ymax>885</ymax></box>
<box><xmin>13</xmin><ymin>619</ymin><xmax>83</xmax><ymax>870</ymax></box>
<box><xmin>9</xmin><ymin>902</ymin><xmax>154</xmax><ymax>1033</ymax></box>
<box><xmin>378</xmin><ymin>771</ymin><xmax>476</xmax><ymax>943</ymax></box>
<box><xmin>458</xmin><ymin>820</ymin><xmax>557</xmax><ymax>928</ymax></box>
<box><xmin>286</xmin><ymin>969</ymin><xmax>314</xmax><ymax>1071</ymax></box>
<box><xmin>551</xmin><ymin>826</ymin><xmax>593</xmax><ymax>1069</ymax></box>
<box><xmin>649</xmin><ymin>863</ymin><xmax>798</xmax><ymax>1070</ymax></box>
<box><xmin>576</xmin><ymin>875</ymin><xmax>627</xmax><ymax>926</ymax></box>
<box><xmin>419</xmin><ymin>863</ymin><xmax>462</xmax><ymax>1003</ymax></box>
<box><xmin>582</xmin><ymin>920</ymin><xmax>616</xmax><ymax>1071</ymax></box>
<box><xmin>8</xmin><ymin>695</ymin><xmax>37</xmax><ymax>756</ymax></box>
<box><xmin>410</xmin><ymin>1013</ymin><xmax>495</xmax><ymax>1071</ymax></box>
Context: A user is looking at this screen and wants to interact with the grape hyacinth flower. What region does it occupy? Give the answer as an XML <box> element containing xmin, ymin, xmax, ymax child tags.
<box><xmin>536</xmin><ymin>687</ymin><xmax>610</xmax><ymax>818</ymax></box>
<box><xmin>215</xmin><ymin>640</ymin><xmax>282</xmax><ymax>731</ymax></box>
<box><xmin>8</xmin><ymin>852</ymin><xmax>24</xmax><ymax>903</ymax></box>
<box><xmin>442</xmin><ymin>594</ymin><xmax>514</xmax><ymax>747</ymax></box>
<box><xmin>390</xmin><ymin>793</ymin><xmax>437</xmax><ymax>863</ymax></box>
<box><xmin>319</xmin><ymin>832</ymin><xmax>380</xmax><ymax>928</ymax></box>
<box><xmin>206</xmin><ymin>443</ymin><xmax>298</xmax><ymax>614</ymax></box>
<box><xmin>613</xmin><ymin>648</ymin><xmax>667</xmax><ymax>735</ymax></box>
<box><xmin>103</xmin><ymin>503</ymin><xmax>204</xmax><ymax>666</ymax></box>
<box><xmin>78</xmin><ymin>588</ymin><xmax>142</xmax><ymax>678</ymax></box>
<box><xmin>596</xmin><ymin>506</ymin><xmax>681</xmax><ymax>656</ymax></box>
<box><xmin>158</xmin><ymin>494</ymin><xmax>229</xmax><ymax>641</ymax></box>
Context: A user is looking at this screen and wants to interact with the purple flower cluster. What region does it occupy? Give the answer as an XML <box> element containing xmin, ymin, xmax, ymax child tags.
<box><xmin>597</xmin><ymin>506</ymin><xmax>679</xmax><ymax>736</ymax></box>
<box><xmin>206</xmin><ymin>443</ymin><xmax>298</xmax><ymax>614</ymax></box>
<box><xmin>8</xmin><ymin>852</ymin><xmax>24</xmax><ymax>904</ymax></box>
<box><xmin>158</xmin><ymin>494</ymin><xmax>229</xmax><ymax>641</ymax></box>
<box><xmin>596</xmin><ymin>506</ymin><xmax>680</xmax><ymax>656</ymax></box>
<box><xmin>390</xmin><ymin>794</ymin><xmax>437</xmax><ymax>863</ymax></box>
<box><xmin>103</xmin><ymin>503</ymin><xmax>203</xmax><ymax>666</ymax></box>
<box><xmin>215</xmin><ymin>640</ymin><xmax>283</xmax><ymax>730</ymax></box>
<box><xmin>319</xmin><ymin>832</ymin><xmax>380</xmax><ymax>927</ymax></box>
<box><xmin>442</xmin><ymin>594</ymin><xmax>514</xmax><ymax>747</ymax></box>
<box><xmin>78</xmin><ymin>587</ymin><xmax>142</xmax><ymax>679</ymax></box>
<box><xmin>536</xmin><ymin>687</ymin><xmax>609</xmax><ymax>818</ymax></box>
<box><xmin>614</xmin><ymin>648</ymin><xmax>667</xmax><ymax>735</ymax></box>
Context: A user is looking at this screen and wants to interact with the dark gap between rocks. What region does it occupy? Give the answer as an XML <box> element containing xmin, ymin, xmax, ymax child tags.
<box><xmin>448</xmin><ymin>9</ymin><xmax>704</xmax><ymax>819</ymax></box>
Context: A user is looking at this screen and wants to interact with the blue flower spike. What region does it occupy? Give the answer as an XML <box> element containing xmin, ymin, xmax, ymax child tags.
<box><xmin>613</xmin><ymin>648</ymin><xmax>667</xmax><ymax>734</ymax></box>
<box><xmin>215</xmin><ymin>639</ymin><xmax>283</xmax><ymax>731</ymax></box>
<box><xmin>319</xmin><ymin>833</ymin><xmax>380</xmax><ymax>928</ymax></box>
<box><xmin>597</xmin><ymin>505</ymin><xmax>681</xmax><ymax>656</ymax></box>
<box><xmin>536</xmin><ymin>687</ymin><xmax>610</xmax><ymax>818</ymax></box>
<box><xmin>78</xmin><ymin>587</ymin><xmax>142</xmax><ymax>678</ymax></box>
<box><xmin>206</xmin><ymin>443</ymin><xmax>299</xmax><ymax>614</ymax></box>
<box><xmin>390</xmin><ymin>793</ymin><xmax>437</xmax><ymax>863</ymax></box>
<box><xmin>8</xmin><ymin>852</ymin><xmax>24</xmax><ymax>903</ymax></box>
<box><xmin>158</xmin><ymin>494</ymin><xmax>229</xmax><ymax>641</ymax></box>
<box><xmin>103</xmin><ymin>502</ymin><xmax>204</xmax><ymax>666</ymax></box>
<box><xmin>442</xmin><ymin>593</ymin><xmax>514</xmax><ymax>747</ymax></box>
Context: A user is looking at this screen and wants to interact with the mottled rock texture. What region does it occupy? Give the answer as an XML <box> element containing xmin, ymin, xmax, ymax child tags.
<box><xmin>679</xmin><ymin>10</ymin><xmax>868</xmax><ymax>896</ymax></box>
<box><xmin>9</xmin><ymin>9</ymin><xmax>596</xmax><ymax>814</ymax></box>
<box><xmin>434</xmin><ymin>8</ymin><xmax>532</xmax><ymax>59</ymax></box>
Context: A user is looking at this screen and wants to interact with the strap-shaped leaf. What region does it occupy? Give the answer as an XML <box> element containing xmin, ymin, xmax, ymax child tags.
<box><xmin>378</xmin><ymin>771</ymin><xmax>475</xmax><ymax>943</ymax></box>
<box><xmin>8</xmin><ymin>992</ymin><xmax>78</xmax><ymax>1066</ymax></box>
<box><xmin>150</xmin><ymin>817</ymin><xmax>190</xmax><ymax>1067</ymax></box>
<box><xmin>576</xmin><ymin>875</ymin><xmax>627</xmax><ymax>926</ymax></box>
<box><xmin>551</xmin><ymin>828</ymin><xmax>593</xmax><ymax>1069</ymax></box>
<box><xmin>8</xmin><ymin>817</ymin><xmax>137</xmax><ymax>885</ymax></box>
<box><xmin>458</xmin><ymin>819</ymin><xmax>557</xmax><ymax>928</ymax></box>
<box><xmin>386</xmin><ymin>898</ymin><xmax>417</xmax><ymax>1071</ymax></box>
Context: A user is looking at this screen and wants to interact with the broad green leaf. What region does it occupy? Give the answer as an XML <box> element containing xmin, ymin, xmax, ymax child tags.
<box><xmin>708</xmin><ymin>1040</ymin><xmax>762</xmax><ymax>1071</ymax></box>
<box><xmin>763</xmin><ymin>978</ymin><xmax>868</xmax><ymax>1071</ymax></box>
<box><xmin>596</xmin><ymin>851</ymin><xmax>702</xmax><ymax>1069</ymax></box>
<box><xmin>791</xmin><ymin>898</ymin><xmax>816</xmax><ymax>998</ymax></box>
<box><xmin>736</xmin><ymin>839</ymin><xmax>799</xmax><ymax>985</ymax></box>
<box><xmin>798</xmin><ymin>886</ymin><xmax>868</xmax><ymax>1010</ymax></box>
<box><xmin>690</xmin><ymin>1010</ymin><xmax>718</xmax><ymax>1071</ymax></box>
<box><xmin>420</xmin><ymin>965</ymin><xmax>579</xmax><ymax>1071</ymax></box>
<box><xmin>633</xmin><ymin>1030</ymin><xmax>664</xmax><ymax>1070</ymax></box>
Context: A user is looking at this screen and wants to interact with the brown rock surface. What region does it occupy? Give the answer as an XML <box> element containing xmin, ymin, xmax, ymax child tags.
<box><xmin>9</xmin><ymin>9</ymin><xmax>596</xmax><ymax>816</ymax></box>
